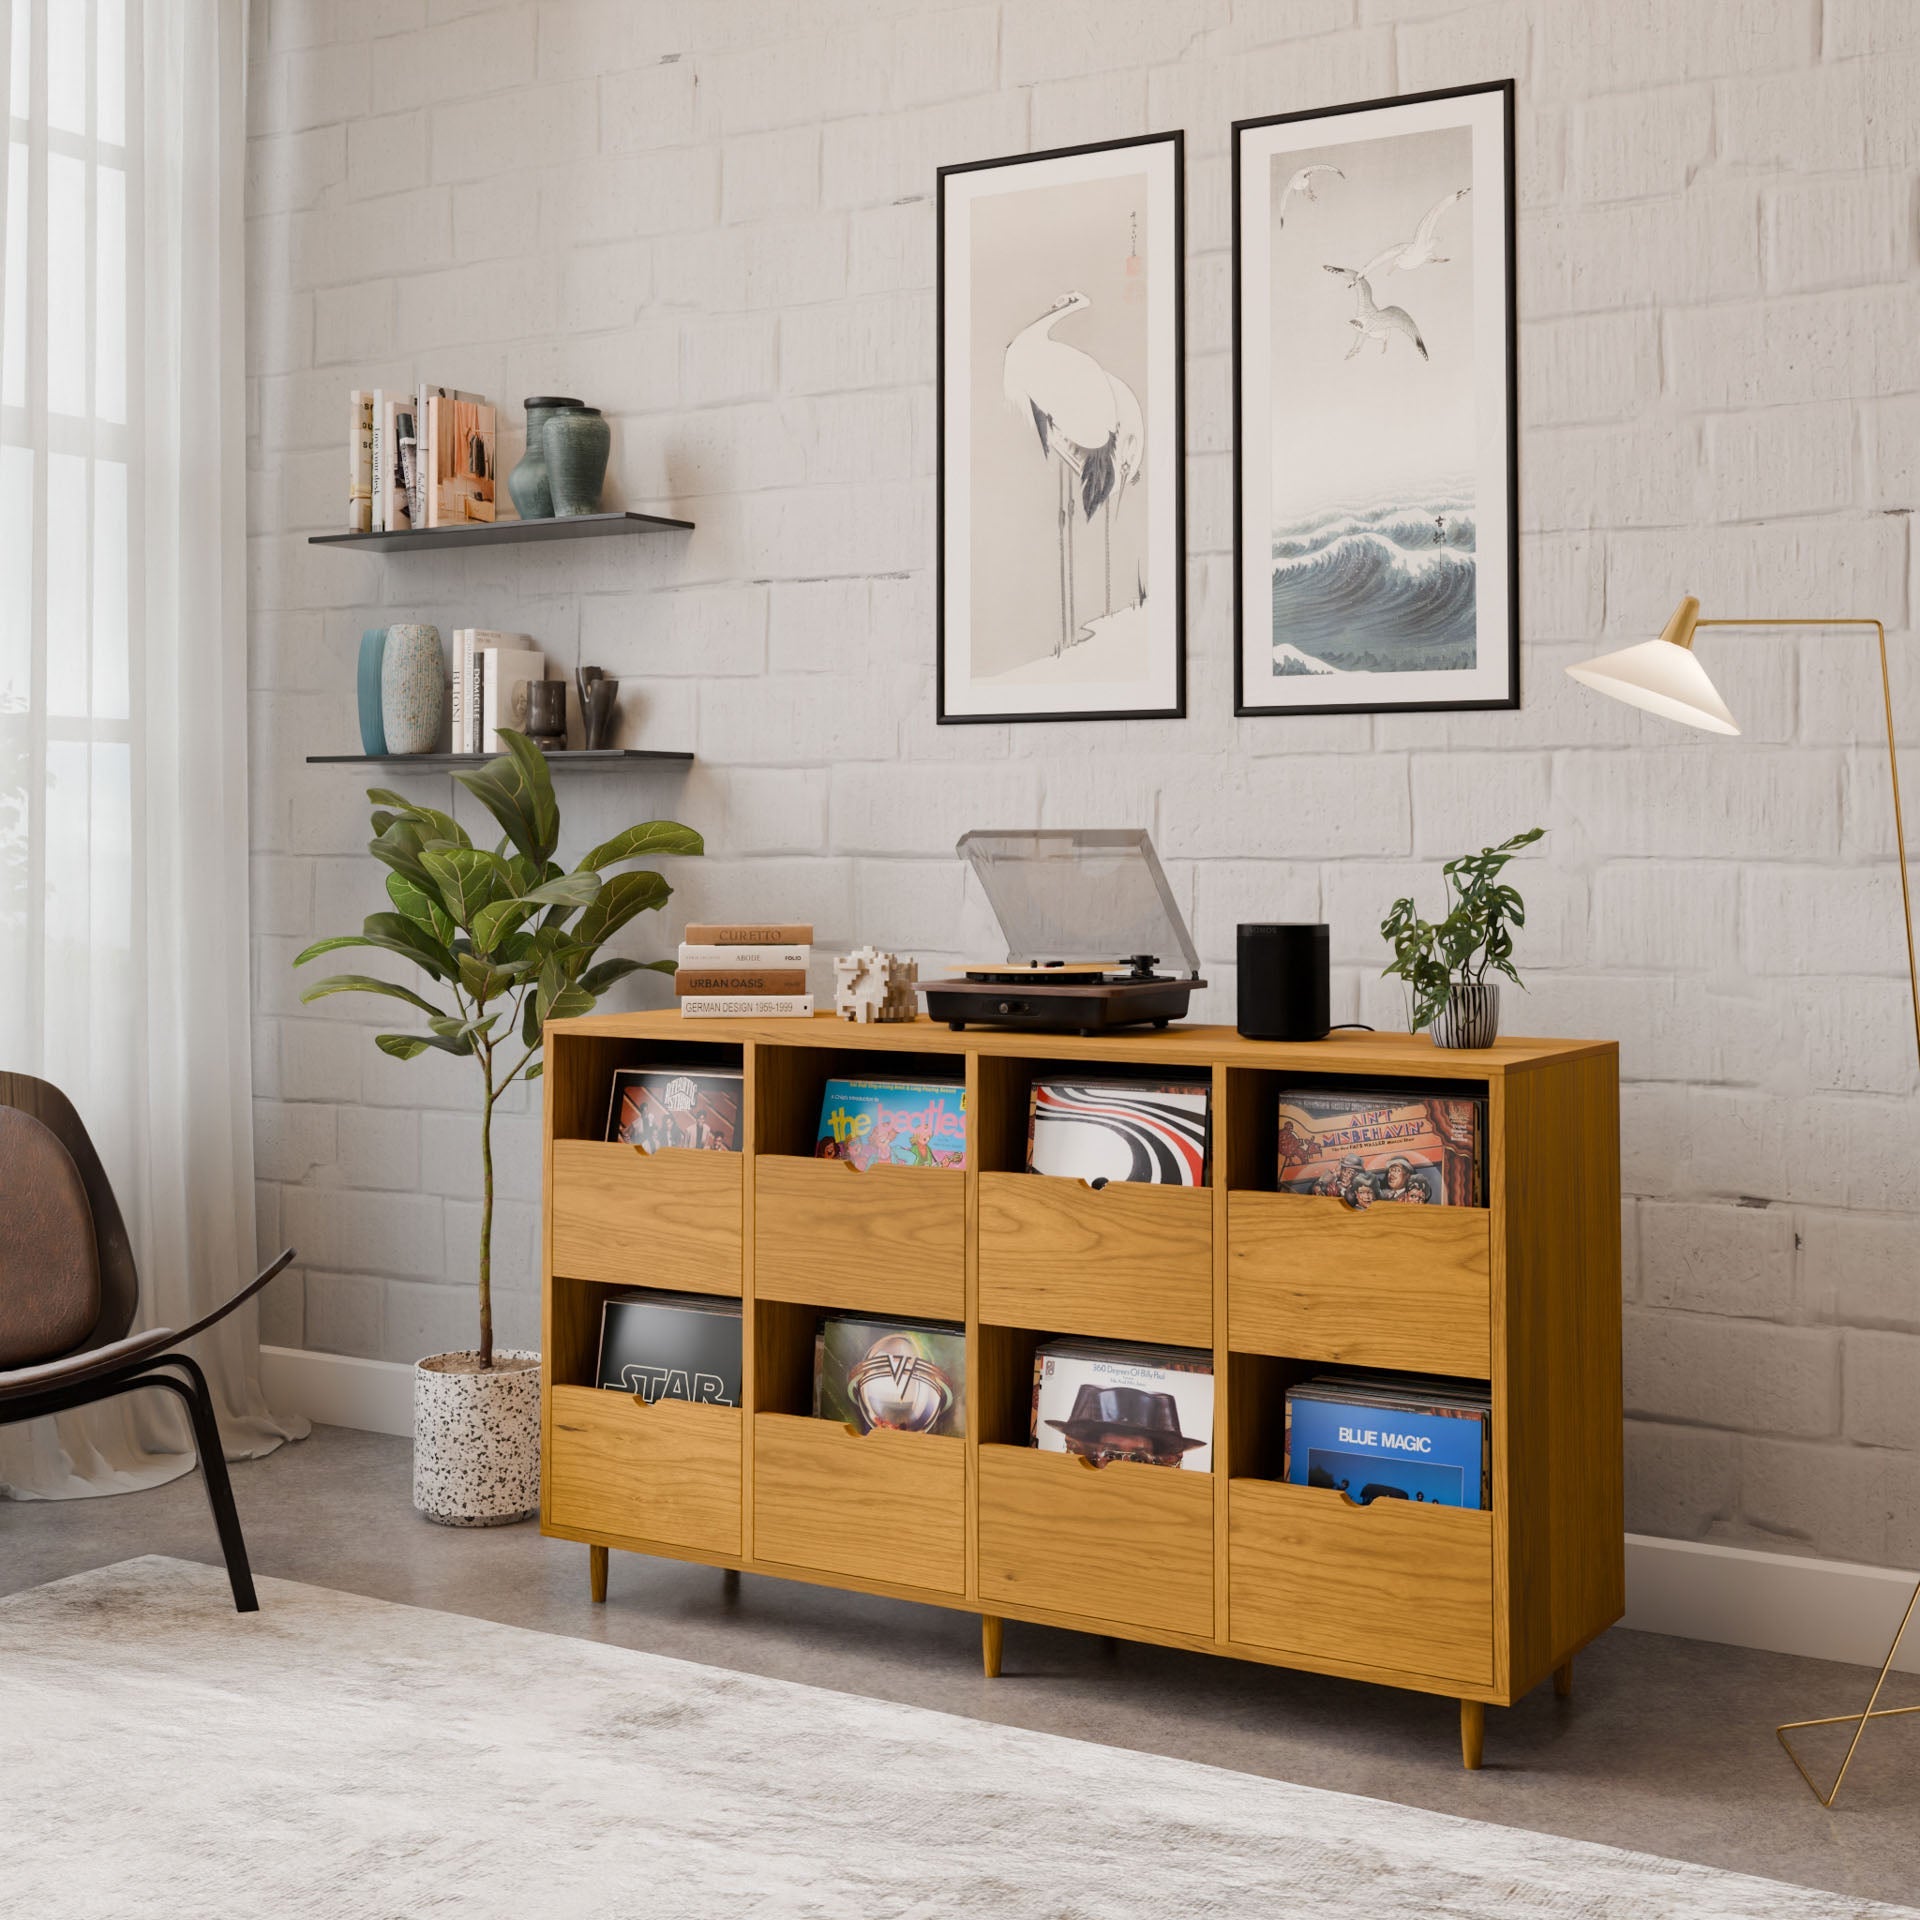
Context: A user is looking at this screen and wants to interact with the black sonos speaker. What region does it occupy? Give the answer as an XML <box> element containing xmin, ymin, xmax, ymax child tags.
<box><xmin>1237</xmin><ymin>923</ymin><xmax>1330</xmax><ymax>1042</ymax></box>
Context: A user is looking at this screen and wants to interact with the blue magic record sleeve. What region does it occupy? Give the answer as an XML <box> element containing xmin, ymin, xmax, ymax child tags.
<box><xmin>1284</xmin><ymin>1389</ymin><xmax>1487</xmax><ymax>1510</ymax></box>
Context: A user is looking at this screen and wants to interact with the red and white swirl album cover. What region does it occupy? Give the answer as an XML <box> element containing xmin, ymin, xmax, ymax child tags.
<box><xmin>1025</xmin><ymin>1077</ymin><xmax>1210</xmax><ymax>1186</ymax></box>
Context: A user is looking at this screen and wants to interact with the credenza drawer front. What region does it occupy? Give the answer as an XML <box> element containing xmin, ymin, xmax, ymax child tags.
<box><xmin>753</xmin><ymin>1413</ymin><xmax>966</xmax><ymax>1595</ymax></box>
<box><xmin>977</xmin><ymin>1445</ymin><xmax>1213</xmax><ymax>1639</ymax></box>
<box><xmin>753</xmin><ymin>1157</ymin><xmax>965</xmax><ymax>1320</ymax></box>
<box><xmin>1227</xmin><ymin>1193</ymin><xmax>1491</xmax><ymax>1377</ymax></box>
<box><xmin>1229</xmin><ymin>1479</ymin><xmax>1492</xmax><ymax>1686</ymax></box>
<box><xmin>550</xmin><ymin>1141</ymin><xmax>743</xmax><ymax>1295</ymax></box>
<box><xmin>977</xmin><ymin>1174</ymin><xmax>1212</xmax><ymax>1347</ymax></box>
<box><xmin>549</xmin><ymin>1384</ymin><xmax>741</xmax><ymax>1555</ymax></box>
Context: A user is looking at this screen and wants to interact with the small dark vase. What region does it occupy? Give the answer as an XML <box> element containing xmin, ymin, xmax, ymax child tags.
<box><xmin>577</xmin><ymin>667</ymin><xmax>620</xmax><ymax>749</ymax></box>
<box><xmin>544</xmin><ymin>406</ymin><xmax>610</xmax><ymax>517</ymax></box>
<box><xmin>525</xmin><ymin>678</ymin><xmax>568</xmax><ymax>751</ymax></box>
<box><xmin>506</xmin><ymin>396</ymin><xmax>583</xmax><ymax>520</ymax></box>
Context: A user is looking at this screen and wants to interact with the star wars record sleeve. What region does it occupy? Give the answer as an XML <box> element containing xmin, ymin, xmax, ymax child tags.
<box><xmin>1026</xmin><ymin>1077</ymin><xmax>1210</xmax><ymax>1185</ymax></box>
<box><xmin>595</xmin><ymin>1292</ymin><xmax>743</xmax><ymax>1404</ymax></box>
<box><xmin>1273</xmin><ymin>1087</ymin><xmax>1483</xmax><ymax>1206</ymax></box>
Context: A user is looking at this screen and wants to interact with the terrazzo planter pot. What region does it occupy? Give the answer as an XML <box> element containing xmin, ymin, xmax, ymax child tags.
<box><xmin>1432</xmin><ymin>983</ymin><xmax>1500</xmax><ymax>1049</ymax></box>
<box><xmin>356</xmin><ymin>628</ymin><xmax>388</xmax><ymax>754</ymax></box>
<box><xmin>413</xmin><ymin>1350</ymin><xmax>541</xmax><ymax>1527</ymax></box>
<box><xmin>543</xmin><ymin>406</ymin><xmax>610</xmax><ymax>517</ymax></box>
<box><xmin>506</xmin><ymin>395</ymin><xmax>583</xmax><ymax>520</ymax></box>
<box><xmin>380</xmin><ymin>623</ymin><xmax>445</xmax><ymax>755</ymax></box>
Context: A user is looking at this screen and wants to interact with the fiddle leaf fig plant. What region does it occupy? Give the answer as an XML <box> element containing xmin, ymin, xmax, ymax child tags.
<box><xmin>294</xmin><ymin>731</ymin><xmax>702</xmax><ymax>1370</ymax></box>
<box><xmin>1380</xmin><ymin>826</ymin><xmax>1545</xmax><ymax>1033</ymax></box>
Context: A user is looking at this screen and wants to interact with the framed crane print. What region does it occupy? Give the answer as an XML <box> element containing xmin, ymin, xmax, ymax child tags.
<box><xmin>938</xmin><ymin>132</ymin><xmax>1185</xmax><ymax>724</ymax></box>
<box><xmin>1233</xmin><ymin>82</ymin><xmax>1518</xmax><ymax>717</ymax></box>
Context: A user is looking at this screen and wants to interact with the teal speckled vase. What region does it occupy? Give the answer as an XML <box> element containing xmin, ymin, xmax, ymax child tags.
<box><xmin>356</xmin><ymin>628</ymin><xmax>388</xmax><ymax>754</ymax></box>
<box><xmin>380</xmin><ymin>623</ymin><xmax>444</xmax><ymax>755</ymax></box>
<box><xmin>543</xmin><ymin>406</ymin><xmax>609</xmax><ymax>517</ymax></box>
<box><xmin>507</xmin><ymin>396</ymin><xmax>583</xmax><ymax>520</ymax></box>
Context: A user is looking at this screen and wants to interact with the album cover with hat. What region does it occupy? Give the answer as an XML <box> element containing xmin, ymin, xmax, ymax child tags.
<box><xmin>1030</xmin><ymin>1338</ymin><xmax>1214</xmax><ymax>1472</ymax></box>
<box><xmin>813</xmin><ymin>1314</ymin><xmax>967</xmax><ymax>1437</ymax></box>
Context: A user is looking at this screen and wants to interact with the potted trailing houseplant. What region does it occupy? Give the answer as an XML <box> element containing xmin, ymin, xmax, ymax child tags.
<box><xmin>1380</xmin><ymin>827</ymin><xmax>1544</xmax><ymax>1048</ymax></box>
<box><xmin>295</xmin><ymin>732</ymin><xmax>700</xmax><ymax>1525</ymax></box>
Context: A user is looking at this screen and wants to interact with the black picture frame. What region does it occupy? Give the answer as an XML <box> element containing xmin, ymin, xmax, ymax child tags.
<box><xmin>937</xmin><ymin>130</ymin><xmax>1186</xmax><ymax>726</ymax></box>
<box><xmin>1231</xmin><ymin>80</ymin><xmax>1519</xmax><ymax>718</ymax></box>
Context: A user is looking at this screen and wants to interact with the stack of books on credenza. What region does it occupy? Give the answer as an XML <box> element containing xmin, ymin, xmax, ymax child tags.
<box><xmin>676</xmin><ymin>923</ymin><xmax>814</xmax><ymax>1018</ymax></box>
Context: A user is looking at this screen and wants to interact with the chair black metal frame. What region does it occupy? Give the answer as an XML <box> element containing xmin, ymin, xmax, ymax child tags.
<box><xmin>0</xmin><ymin>1072</ymin><xmax>294</xmax><ymax>1614</ymax></box>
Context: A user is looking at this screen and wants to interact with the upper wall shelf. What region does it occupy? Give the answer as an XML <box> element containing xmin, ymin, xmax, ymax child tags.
<box><xmin>308</xmin><ymin>510</ymin><xmax>695</xmax><ymax>554</ymax></box>
<box><xmin>307</xmin><ymin>749</ymin><xmax>693</xmax><ymax>771</ymax></box>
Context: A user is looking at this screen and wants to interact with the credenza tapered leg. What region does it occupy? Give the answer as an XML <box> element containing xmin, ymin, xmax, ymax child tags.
<box><xmin>1554</xmin><ymin>1657</ymin><xmax>1574</xmax><ymax>1699</ymax></box>
<box><xmin>982</xmin><ymin>1615</ymin><xmax>1003</xmax><ymax>1678</ymax></box>
<box><xmin>589</xmin><ymin>1544</ymin><xmax>608</xmax><ymax>1604</ymax></box>
<box><xmin>723</xmin><ymin>1568</ymin><xmax>741</xmax><ymax>1596</ymax></box>
<box><xmin>1460</xmin><ymin>1699</ymin><xmax>1485</xmax><ymax>1771</ymax></box>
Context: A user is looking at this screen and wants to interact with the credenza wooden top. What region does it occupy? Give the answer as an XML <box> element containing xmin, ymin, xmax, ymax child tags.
<box><xmin>546</xmin><ymin>1009</ymin><xmax>1616</xmax><ymax>1079</ymax></box>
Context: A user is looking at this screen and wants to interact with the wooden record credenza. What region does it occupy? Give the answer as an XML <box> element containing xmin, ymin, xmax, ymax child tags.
<box><xmin>541</xmin><ymin>1012</ymin><xmax>1623</xmax><ymax>1770</ymax></box>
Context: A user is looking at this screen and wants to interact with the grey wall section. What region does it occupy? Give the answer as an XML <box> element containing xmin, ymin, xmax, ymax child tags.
<box><xmin>245</xmin><ymin>0</ymin><xmax>1920</xmax><ymax>1570</ymax></box>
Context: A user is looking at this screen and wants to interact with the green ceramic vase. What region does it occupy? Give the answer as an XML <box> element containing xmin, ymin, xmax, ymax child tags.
<box><xmin>506</xmin><ymin>396</ymin><xmax>582</xmax><ymax>520</ymax></box>
<box><xmin>543</xmin><ymin>406</ymin><xmax>609</xmax><ymax>517</ymax></box>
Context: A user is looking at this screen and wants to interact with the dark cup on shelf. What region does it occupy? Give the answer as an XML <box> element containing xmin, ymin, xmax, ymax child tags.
<box><xmin>526</xmin><ymin>678</ymin><xmax>568</xmax><ymax>750</ymax></box>
<box><xmin>577</xmin><ymin>666</ymin><xmax>620</xmax><ymax>749</ymax></box>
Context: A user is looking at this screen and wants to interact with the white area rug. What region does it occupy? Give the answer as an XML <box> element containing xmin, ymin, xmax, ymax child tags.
<box><xmin>2</xmin><ymin>1556</ymin><xmax>1911</xmax><ymax>1920</ymax></box>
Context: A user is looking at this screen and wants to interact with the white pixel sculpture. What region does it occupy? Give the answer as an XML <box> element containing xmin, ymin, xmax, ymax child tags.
<box><xmin>834</xmin><ymin>946</ymin><xmax>919</xmax><ymax>1023</ymax></box>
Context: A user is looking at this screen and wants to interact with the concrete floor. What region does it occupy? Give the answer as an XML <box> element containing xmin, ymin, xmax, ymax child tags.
<box><xmin>4</xmin><ymin>1425</ymin><xmax>1916</xmax><ymax>1910</ymax></box>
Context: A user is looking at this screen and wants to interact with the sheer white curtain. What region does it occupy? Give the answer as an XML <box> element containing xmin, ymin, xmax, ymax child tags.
<box><xmin>0</xmin><ymin>0</ymin><xmax>304</xmax><ymax>1497</ymax></box>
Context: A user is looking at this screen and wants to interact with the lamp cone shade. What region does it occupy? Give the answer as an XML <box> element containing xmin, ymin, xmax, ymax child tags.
<box><xmin>1565</xmin><ymin>598</ymin><xmax>1740</xmax><ymax>735</ymax></box>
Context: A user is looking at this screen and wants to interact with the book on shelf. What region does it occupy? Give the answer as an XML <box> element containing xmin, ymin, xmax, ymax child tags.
<box><xmin>480</xmin><ymin>640</ymin><xmax>544</xmax><ymax>751</ymax></box>
<box><xmin>371</xmin><ymin>387</ymin><xmax>385</xmax><ymax>532</ymax></box>
<box><xmin>347</xmin><ymin>390</ymin><xmax>372</xmax><ymax>531</ymax></box>
<box><xmin>679</xmin><ymin>994</ymin><xmax>814</xmax><ymax>1019</ymax></box>
<box><xmin>676</xmin><ymin>942</ymin><xmax>811</xmax><ymax>970</ymax></box>
<box><xmin>1026</xmin><ymin>1076</ymin><xmax>1210</xmax><ymax>1187</ymax></box>
<box><xmin>1283</xmin><ymin>1372</ymin><xmax>1490</xmax><ymax>1509</ymax></box>
<box><xmin>812</xmin><ymin>1314</ymin><xmax>966</xmax><ymax>1437</ymax></box>
<box><xmin>604</xmin><ymin>1068</ymin><xmax>742</xmax><ymax>1150</ymax></box>
<box><xmin>1030</xmin><ymin>1337</ymin><xmax>1214</xmax><ymax>1472</ymax></box>
<box><xmin>682</xmin><ymin>923</ymin><xmax>813</xmax><ymax>946</ymax></box>
<box><xmin>425</xmin><ymin>391</ymin><xmax>497</xmax><ymax>526</ymax></box>
<box><xmin>1274</xmin><ymin>1087</ymin><xmax>1484</xmax><ymax>1207</ymax></box>
<box><xmin>384</xmin><ymin>396</ymin><xmax>414</xmax><ymax>532</ymax></box>
<box><xmin>815</xmin><ymin>1077</ymin><xmax>966</xmax><ymax>1169</ymax></box>
<box><xmin>674</xmin><ymin>969</ymin><xmax>809</xmax><ymax>998</ymax></box>
<box><xmin>594</xmin><ymin>1290</ymin><xmax>742</xmax><ymax>1403</ymax></box>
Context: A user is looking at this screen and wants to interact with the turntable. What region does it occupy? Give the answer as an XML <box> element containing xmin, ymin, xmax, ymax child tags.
<box><xmin>919</xmin><ymin>829</ymin><xmax>1206</xmax><ymax>1036</ymax></box>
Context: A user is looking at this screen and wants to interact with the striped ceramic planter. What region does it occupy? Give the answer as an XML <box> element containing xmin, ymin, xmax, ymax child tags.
<box><xmin>1431</xmin><ymin>983</ymin><xmax>1500</xmax><ymax>1049</ymax></box>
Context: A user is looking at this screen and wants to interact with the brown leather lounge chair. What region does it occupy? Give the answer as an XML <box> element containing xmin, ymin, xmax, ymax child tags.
<box><xmin>0</xmin><ymin>1072</ymin><xmax>295</xmax><ymax>1611</ymax></box>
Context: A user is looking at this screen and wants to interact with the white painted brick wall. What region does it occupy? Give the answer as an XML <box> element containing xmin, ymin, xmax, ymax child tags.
<box><xmin>247</xmin><ymin>0</ymin><xmax>1920</xmax><ymax>1569</ymax></box>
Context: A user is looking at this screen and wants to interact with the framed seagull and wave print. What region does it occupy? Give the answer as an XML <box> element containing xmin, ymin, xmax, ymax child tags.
<box><xmin>938</xmin><ymin>132</ymin><xmax>1185</xmax><ymax>724</ymax></box>
<box><xmin>1232</xmin><ymin>82</ymin><xmax>1518</xmax><ymax>718</ymax></box>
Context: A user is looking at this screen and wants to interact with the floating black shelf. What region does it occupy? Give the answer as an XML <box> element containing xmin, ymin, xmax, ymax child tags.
<box><xmin>307</xmin><ymin>749</ymin><xmax>694</xmax><ymax>770</ymax></box>
<box><xmin>308</xmin><ymin>510</ymin><xmax>694</xmax><ymax>554</ymax></box>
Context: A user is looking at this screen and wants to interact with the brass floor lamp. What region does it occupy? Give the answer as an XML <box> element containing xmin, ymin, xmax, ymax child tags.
<box><xmin>1567</xmin><ymin>597</ymin><xmax>1920</xmax><ymax>1807</ymax></box>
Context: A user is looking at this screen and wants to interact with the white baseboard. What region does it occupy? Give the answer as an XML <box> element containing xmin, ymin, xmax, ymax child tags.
<box><xmin>1624</xmin><ymin>1533</ymin><xmax>1919</xmax><ymax>1675</ymax></box>
<box><xmin>260</xmin><ymin>1348</ymin><xmax>1918</xmax><ymax>1675</ymax></box>
<box><xmin>261</xmin><ymin>1344</ymin><xmax>413</xmax><ymax>1439</ymax></box>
